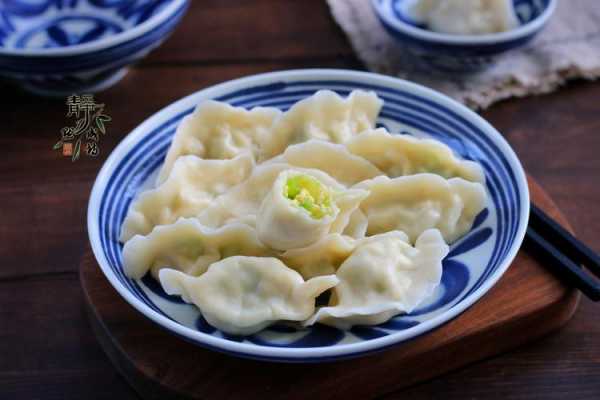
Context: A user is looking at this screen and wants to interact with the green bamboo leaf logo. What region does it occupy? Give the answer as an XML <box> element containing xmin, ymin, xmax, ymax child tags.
<box><xmin>96</xmin><ymin>114</ymin><xmax>111</xmax><ymax>134</ymax></box>
<box><xmin>72</xmin><ymin>138</ymin><xmax>81</xmax><ymax>162</ymax></box>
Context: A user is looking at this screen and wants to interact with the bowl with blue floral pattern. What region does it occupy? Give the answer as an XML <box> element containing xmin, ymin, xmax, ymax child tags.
<box><xmin>371</xmin><ymin>0</ymin><xmax>557</xmax><ymax>71</ymax></box>
<box><xmin>88</xmin><ymin>69</ymin><xmax>530</xmax><ymax>362</ymax></box>
<box><xmin>0</xmin><ymin>0</ymin><xmax>189</xmax><ymax>96</ymax></box>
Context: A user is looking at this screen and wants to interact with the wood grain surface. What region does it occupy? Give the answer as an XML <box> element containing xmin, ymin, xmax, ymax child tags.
<box><xmin>79</xmin><ymin>178</ymin><xmax>579</xmax><ymax>400</ymax></box>
<box><xmin>1</xmin><ymin>1</ymin><xmax>600</xmax><ymax>399</ymax></box>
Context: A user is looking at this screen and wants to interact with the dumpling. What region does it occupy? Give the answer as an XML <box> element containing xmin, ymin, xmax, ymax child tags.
<box><xmin>356</xmin><ymin>174</ymin><xmax>487</xmax><ymax>244</ymax></box>
<box><xmin>273</xmin><ymin>140</ymin><xmax>382</xmax><ymax>186</ymax></box>
<box><xmin>159</xmin><ymin>256</ymin><xmax>339</xmax><ymax>335</ymax></box>
<box><xmin>304</xmin><ymin>229</ymin><xmax>449</xmax><ymax>329</ymax></box>
<box><xmin>411</xmin><ymin>0</ymin><xmax>519</xmax><ymax>35</ymax></box>
<box><xmin>257</xmin><ymin>170</ymin><xmax>369</xmax><ymax>250</ymax></box>
<box><xmin>197</xmin><ymin>163</ymin><xmax>368</xmax><ymax>237</ymax></box>
<box><xmin>262</xmin><ymin>90</ymin><xmax>383</xmax><ymax>159</ymax></box>
<box><xmin>343</xmin><ymin>209</ymin><xmax>368</xmax><ymax>239</ymax></box>
<box><xmin>328</xmin><ymin>186</ymin><xmax>371</xmax><ymax>235</ymax></box>
<box><xmin>197</xmin><ymin>163</ymin><xmax>341</xmax><ymax>228</ymax></box>
<box><xmin>120</xmin><ymin>153</ymin><xmax>254</xmax><ymax>242</ymax></box>
<box><xmin>122</xmin><ymin>219</ymin><xmax>271</xmax><ymax>279</ymax></box>
<box><xmin>281</xmin><ymin>234</ymin><xmax>357</xmax><ymax>280</ymax></box>
<box><xmin>346</xmin><ymin>129</ymin><xmax>485</xmax><ymax>183</ymax></box>
<box><xmin>157</xmin><ymin>101</ymin><xmax>281</xmax><ymax>183</ymax></box>
<box><xmin>157</xmin><ymin>90</ymin><xmax>381</xmax><ymax>183</ymax></box>
<box><xmin>257</xmin><ymin>170</ymin><xmax>338</xmax><ymax>250</ymax></box>
<box><xmin>197</xmin><ymin>163</ymin><xmax>298</xmax><ymax>228</ymax></box>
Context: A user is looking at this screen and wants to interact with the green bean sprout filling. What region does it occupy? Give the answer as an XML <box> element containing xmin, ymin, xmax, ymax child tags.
<box><xmin>284</xmin><ymin>174</ymin><xmax>334</xmax><ymax>219</ymax></box>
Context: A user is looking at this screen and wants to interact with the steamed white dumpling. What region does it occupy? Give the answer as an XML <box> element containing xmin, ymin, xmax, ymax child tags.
<box><xmin>120</xmin><ymin>153</ymin><xmax>254</xmax><ymax>242</ymax></box>
<box><xmin>273</xmin><ymin>140</ymin><xmax>382</xmax><ymax>186</ymax></box>
<box><xmin>281</xmin><ymin>234</ymin><xmax>357</xmax><ymax>280</ymax></box>
<box><xmin>257</xmin><ymin>170</ymin><xmax>339</xmax><ymax>250</ymax></box>
<box><xmin>197</xmin><ymin>163</ymin><xmax>367</xmax><ymax>234</ymax></box>
<box><xmin>197</xmin><ymin>163</ymin><xmax>299</xmax><ymax>228</ymax></box>
<box><xmin>257</xmin><ymin>169</ymin><xmax>369</xmax><ymax>250</ymax></box>
<box><xmin>347</xmin><ymin>129</ymin><xmax>485</xmax><ymax>183</ymax></box>
<box><xmin>122</xmin><ymin>219</ymin><xmax>271</xmax><ymax>279</ymax></box>
<box><xmin>157</xmin><ymin>101</ymin><xmax>281</xmax><ymax>183</ymax></box>
<box><xmin>262</xmin><ymin>90</ymin><xmax>383</xmax><ymax>159</ymax></box>
<box><xmin>159</xmin><ymin>256</ymin><xmax>339</xmax><ymax>335</ymax></box>
<box><xmin>411</xmin><ymin>0</ymin><xmax>519</xmax><ymax>35</ymax></box>
<box><xmin>343</xmin><ymin>209</ymin><xmax>369</xmax><ymax>239</ymax></box>
<box><xmin>197</xmin><ymin>163</ymin><xmax>341</xmax><ymax>228</ymax></box>
<box><xmin>305</xmin><ymin>229</ymin><xmax>449</xmax><ymax>329</ymax></box>
<box><xmin>328</xmin><ymin>187</ymin><xmax>371</xmax><ymax>236</ymax></box>
<box><xmin>356</xmin><ymin>174</ymin><xmax>486</xmax><ymax>244</ymax></box>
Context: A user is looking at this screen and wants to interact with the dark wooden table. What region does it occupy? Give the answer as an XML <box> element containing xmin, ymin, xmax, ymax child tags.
<box><xmin>1</xmin><ymin>1</ymin><xmax>599</xmax><ymax>399</ymax></box>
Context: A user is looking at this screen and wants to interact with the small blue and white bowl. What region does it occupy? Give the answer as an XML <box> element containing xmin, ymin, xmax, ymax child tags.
<box><xmin>0</xmin><ymin>0</ymin><xmax>189</xmax><ymax>96</ymax></box>
<box><xmin>372</xmin><ymin>0</ymin><xmax>557</xmax><ymax>71</ymax></box>
<box><xmin>88</xmin><ymin>69</ymin><xmax>530</xmax><ymax>362</ymax></box>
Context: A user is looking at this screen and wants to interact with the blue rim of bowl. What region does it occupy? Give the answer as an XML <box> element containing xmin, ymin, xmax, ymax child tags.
<box><xmin>87</xmin><ymin>69</ymin><xmax>530</xmax><ymax>362</ymax></box>
<box><xmin>0</xmin><ymin>0</ymin><xmax>189</xmax><ymax>57</ymax></box>
<box><xmin>371</xmin><ymin>0</ymin><xmax>557</xmax><ymax>46</ymax></box>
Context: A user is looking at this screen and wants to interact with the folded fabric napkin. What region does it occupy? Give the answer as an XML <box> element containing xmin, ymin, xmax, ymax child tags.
<box><xmin>327</xmin><ymin>0</ymin><xmax>600</xmax><ymax>109</ymax></box>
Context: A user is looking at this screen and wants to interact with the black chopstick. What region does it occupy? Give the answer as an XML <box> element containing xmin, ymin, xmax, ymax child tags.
<box><xmin>524</xmin><ymin>203</ymin><xmax>600</xmax><ymax>301</ymax></box>
<box><xmin>530</xmin><ymin>203</ymin><xmax>600</xmax><ymax>279</ymax></box>
<box><xmin>525</xmin><ymin>226</ymin><xmax>600</xmax><ymax>301</ymax></box>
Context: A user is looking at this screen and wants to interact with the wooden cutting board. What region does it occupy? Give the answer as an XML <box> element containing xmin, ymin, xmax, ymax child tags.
<box><xmin>80</xmin><ymin>176</ymin><xmax>580</xmax><ymax>399</ymax></box>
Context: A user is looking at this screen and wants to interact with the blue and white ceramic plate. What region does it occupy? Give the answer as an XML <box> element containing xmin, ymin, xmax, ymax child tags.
<box><xmin>88</xmin><ymin>70</ymin><xmax>530</xmax><ymax>362</ymax></box>
<box><xmin>372</xmin><ymin>0</ymin><xmax>556</xmax><ymax>71</ymax></box>
<box><xmin>0</xmin><ymin>0</ymin><xmax>189</xmax><ymax>95</ymax></box>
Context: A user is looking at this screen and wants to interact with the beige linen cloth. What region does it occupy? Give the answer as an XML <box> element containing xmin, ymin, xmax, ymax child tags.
<box><xmin>327</xmin><ymin>0</ymin><xmax>600</xmax><ymax>109</ymax></box>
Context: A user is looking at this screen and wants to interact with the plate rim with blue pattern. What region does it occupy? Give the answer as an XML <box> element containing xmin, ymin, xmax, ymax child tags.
<box><xmin>87</xmin><ymin>69</ymin><xmax>530</xmax><ymax>362</ymax></box>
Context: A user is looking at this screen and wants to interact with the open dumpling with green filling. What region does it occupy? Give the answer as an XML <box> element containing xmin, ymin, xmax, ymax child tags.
<box><xmin>197</xmin><ymin>163</ymin><xmax>368</xmax><ymax>240</ymax></box>
<box><xmin>257</xmin><ymin>171</ymin><xmax>368</xmax><ymax>250</ymax></box>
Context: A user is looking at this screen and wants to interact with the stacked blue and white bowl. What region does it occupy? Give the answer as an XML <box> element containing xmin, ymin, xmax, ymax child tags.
<box><xmin>0</xmin><ymin>0</ymin><xmax>189</xmax><ymax>95</ymax></box>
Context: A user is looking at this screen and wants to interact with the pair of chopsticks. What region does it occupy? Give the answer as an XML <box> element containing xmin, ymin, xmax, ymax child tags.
<box><xmin>525</xmin><ymin>203</ymin><xmax>600</xmax><ymax>301</ymax></box>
